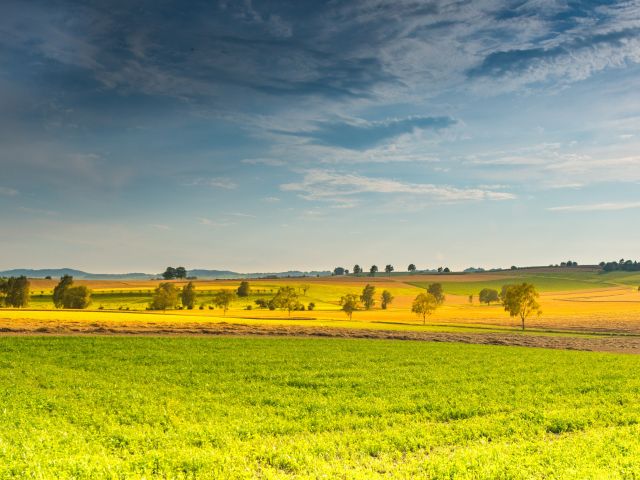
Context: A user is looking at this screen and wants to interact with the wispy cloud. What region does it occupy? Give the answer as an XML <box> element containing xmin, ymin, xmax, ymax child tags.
<box><xmin>188</xmin><ymin>177</ymin><xmax>238</xmax><ymax>189</ymax></box>
<box><xmin>0</xmin><ymin>187</ymin><xmax>18</xmax><ymax>196</ymax></box>
<box><xmin>281</xmin><ymin>170</ymin><xmax>515</xmax><ymax>205</ymax></box>
<box><xmin>276</xmin><ymin>116</ymin><xmax>456</xmax><ymax>150</ymax></box>
<box><xmin>548</xmin><ymin>202</ymin><xmax>640</xmax><ymax>212</ymax></box>
<box><xmin>199</xmin><ymin>218</ymin><xmax>235</xmax><ymax>227</ymax></box>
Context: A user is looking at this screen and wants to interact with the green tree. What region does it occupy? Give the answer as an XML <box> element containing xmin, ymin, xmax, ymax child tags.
<box><xmin>501</xmin><ymin>283</ymin><xmax>542</xmax><ymax>331</ymax></box>
<box><xmin>4</xmin><ymin>276</ymin><xmax>30</xmax><ymax>308</ymax></box>
<box><xmin>0</xmin><ymin>278</ymin><xmax>7</xmax><ymax>305</ymax></box>
<box><xmin>479</xmin><ymin>288</ymin><xmax>500</xmax><ymax>305</ymax></box>
<box><xmin>408</xmin><ymin>264</ymin><xmax>416</xmax><ymax>274</ymax></box>
<box><xmin>427</xmin><ymin>283</ymin><xmax>445</xmax><ymax>304</ymax></box>
<box><xmin>181</xmin><ymin>282</ymin><xmax>197</xmax><ymax>309</ymax></box>
<box><xmin>162</xmin><ymin>267</ymin><xmax>177</xmax><ymax>280</ymax></box>
<box><xmin>175</xmin><ymin>266</ymin><xmax>187</xmax><ymax>279</ymax></box>
<box><xmin>272</xmin><ymin>286</ymin><xmax>299</xmax><ymax>316</ymax></box>
<box><xmin>53</xmin><ymin>275</ymin><xmax>74</xmax><ymax>308</ymax></box>
<box><xmin>411</xmin><ymin>292</ymin><xmax>438</xmax><ymax>325</ymax></box>
<box><xmin>300</xmin><ymin>284</ymin><xmax>311</xmax><ymax>295</ymax></box>
<box><xmin>340</xmin><ymin>293</ymin><xmax>359</xmax><ymax>320</ymax></box>
<box><xmin>369</xmin><ymin>265</ymin><xmax>378</xmax><ymax>277</ymax></box>
<box><xmin>333</xmin><ymin>267</ymin><xmax>346</xmax><ymax>276</ymax></box>
<box><xmin>385</xmin><ymin>264</ymin><xmax>394</xmax><ymax>276</ymax></box>
<box><xmin>360</xmin><ymin>284</ymin><xmax>376</xmax><ymax>310</ymax></box>
<box><xmin>62</xmin><ymin>286</ymin><xmax>92</xmax><ymax>309</ymax></box>
<box><xmin>149</xmin><ymin>283</ymin><xmax>179</xmax><ymax>311</ymax></box>
<box><xmin>237</xmin><ymin>281</ymin><xmax>251</xmax><ymax>297</ymax></box>
<box><xmin>381</xmin><ymin>290</ymin><xmax>394</xmax><ymax>309</ymax></box>
<box><xmin>212</xmin><ymin>289</ymin><xmax>235</xmax><ymax>314</ymax></box>
<box><xmin>353</xmin><ymin>264</ymin><xmax>362</xmax><ymax>276</ymax></box>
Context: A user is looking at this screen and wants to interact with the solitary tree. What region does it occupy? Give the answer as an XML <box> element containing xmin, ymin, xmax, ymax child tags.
<box><xmin>149</xmin><ymin>283</ymin><xmax>179</xmax><ymax>310</ymax></box>
<box><xmin>411</xmin><ymin>292</ymin><xmax>438</xmax><ymax>325</ymax></box>
<box><xmin>3</xmin><ymin>276</ymin><xmax>30</xmax><ymax>308</ymax></box>
<box><xmin>385</xmin><ymin>264</ymin><xmax>394</xmax><ymax>277</ymax></box>
<box><xmin>360</xmin><ymin>284</ymin><xmax>376</xmax><ymax>310</ymax></box>
<box><xmin>62</xmin><ymin>286</ymin><xmax>92</xmax><ymax>309</ymax></box>
<box><xmin>353</xmin><ymin>264</ymin><xmax>362</xmax><ymax>276</ymax></box>
<box><xmin>468</xmin><ymin>294</ymin><xmax>473</xmax><ymax>304</ymax></box>
<box><xmin>427</xmin><ymin>283</ymin><xmax>445</xmax><ymax>305</ymax></box>
<box><xmin>479</xmin><ymin>288</ymin><xmax>499</xmax><ymax>305</ymax></box>
<box><xmin>237</xmin><ymin>281</ymin><xmax>250</xmax><ymax>297</ymax></box>
<box><xmin>300</xmin><ymin>284</ymin><xmax>311</xmax><ymax>296</ymax></box>
<box><xmin>181</xmin><ymin>281</ymin><xmax>197</xmax><ymax>309</ymax></box>
<box><xmin>333</xmin><ymin>267</ymin><xmax>346</xmax><ymax>276</ymax></box>
<box><xmin>381</xmin><ymin>290</ymin><xmax>394</xmax><ymax>309</ymax></box>
<box><xmin>212</xmin><ymin>289</ymin><xmax>235</xmax><ymax>315</ymax></box>
<box><xmin>272</xmin><ymin>286</ymin><xmax>299</xmax><ymax>316</ymax></box>
<box><xmin>501</xmin><ymin>283</ymin><xmax>542</xmax><ymax>331</ymax></box>
<box><xmin>408</xmin><ymin>264</ymin><xmax>416</xmax><ymax>274</ymax></box>
<box><xmin>162</xmin><ymin>267</ymin><xmax>177</xmax><ymax>280</ymax></box>
<box><xmin>175</xmin><ymin>266</ymin><xmax>187</xmax><ymax>279</ymax></box>
<box><xmin>53</xmin><ymin>275</ymin><xmax>74</xmax><ymax>308</ymax></box>
<box><xmin>369</xmin><ymin>265</ymin><xmax>378</xmax><ymax>277</ymax></box>
<box><xmin>340</xmin><ymin>294</ymin><xmax>359</xmax><ymax>320</ymax></box>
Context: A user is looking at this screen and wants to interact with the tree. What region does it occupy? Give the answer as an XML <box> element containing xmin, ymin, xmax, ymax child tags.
<box><xmin>175</xmin><ymin>267</ymin><xmax>187</xmax><ymax>279</ymax></box>
<box><xmin>501</xmin><ymin>283</ymin><xmax>542</xmax><ymax>331</ymax></box>
<box><xmin>479</xmin><ymin>288</ymin><xmax>499</xmax><ymax>305</ymax></box>
<box><xmin>53</xmin><ymin>275</ymin><xmax>74</xmax><ymax>308</ymax></box>
<box><xmin>381</xmin><ymin>290</ymin><xmax>394</xmax><ymax>309</ymax></box>
<box><xmin>360</xmin><ymin>284</ymin><xmax>376</xmax><ymax>310</ymax></box>
<box><xmin>468</xmin><ymin>294</ymin><xmax>473</xmax><ymax>304</ymax></box>
<box><xmin>369</xmin><ymin>265</ymin><xmax>378</xmax><ymax>277</ymax></box>
<box><xmin>385</xmin><ymin>264</ymin><xmax>394</xmax><ymax>276</ymax></box>
<box><xmin>0</xmin><ymin>278</ymin><xmax>7</xmax><ymax>305</ymax></box>
<box><xmin>272</xmin><ymin>286</ymin><xmax>299</xmax><ymax>316</ymax></box>
<box><xmin>408</xmin><ymin>264</ymin><xmax>416</xmax><ymax>274</ymax></box>
<box><xmin>412</xmin><ymin>293</ymin><xmax>438</xmax><ymax>325</ymax></box>
<box><xmin>427</xmin><ymin>283</ymin><xmax>445</xmax><ymax>305</ymax></box>
<box><xmin>212</xmin><ymin>289</ymin><xmax>235</xmax><ymax>314</ymax></box>
<box><xmin>149</xmin><ymin>283</ymin><xmax>179</xmax><ymax>310</ymax></box>
<box><xmin>437</xmin><ymin>267</ymin><xmax>443</xmax><ymax>273</ymax></box>
<box><xmin>4</xmin><ymin>276</ymin><xmax>30</xmax><ymax>307</ymax></box>
<box><xmin>181</xmin><ymin>282</ymin><xmax>197</xmax><ymax>309</ymax></box>
<box><xmin>353</xmin><ymin>264</ymin><xmax>362</xmax><ymax>276</ymax></box>
<box><xmin>300</xmin><ymin>284</ymin><xmax>311</xmax><ymax>295</ymax></box>
<box><xmin>333</xmin><ymin>267</ymin><xmax>346</xmax><ymax>276</ymax></box>
<box><xmin>340</xmin><ymin>294</ymin><xmax>359</xmax><ymax>320</ymax></box>
<box><xmin>237</xmin><ymin>281</ymin><xmax>250</xmax><ymax>297</ymax></box>
<box><xmin>162</xmin><ymin>267</ymin><xmax>177</xmax><ymax>280</ymax></box>
<box><xmin>443</xmin><ymin>267</ymin><xmax>450</xmax><ymax>273</ymax></box>
<box><xmin>62</xmin><ymin>286</ymin><xmax>92</xmax><ymax>309</ymax></box>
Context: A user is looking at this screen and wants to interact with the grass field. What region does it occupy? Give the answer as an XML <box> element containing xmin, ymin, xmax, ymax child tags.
<box><xmin>2</xmin><ymin>336</ymin><xmax>640</xmax><ymax>479</ymax></box>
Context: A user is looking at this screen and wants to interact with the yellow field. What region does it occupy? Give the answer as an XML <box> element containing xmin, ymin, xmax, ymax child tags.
<box><xmin>5</xmin><ymin>272</ymin><xmax>640</xmax><ymax>336</ymax></box>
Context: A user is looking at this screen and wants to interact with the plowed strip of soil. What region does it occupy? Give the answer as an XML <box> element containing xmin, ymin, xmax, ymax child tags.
<box><xmin>2</xmin><ymin>320</ymin><xmax>640</xmax><ymax>354</ymax></box>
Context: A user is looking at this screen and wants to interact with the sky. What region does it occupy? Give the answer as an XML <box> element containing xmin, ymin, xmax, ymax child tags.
<box><xmin>1</xmin><ymin>0</ymin><xmax>639</xmax><ymax>273</ymax></box>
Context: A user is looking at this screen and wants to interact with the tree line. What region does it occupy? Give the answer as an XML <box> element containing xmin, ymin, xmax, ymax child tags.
<box><xmin>335</xmin><ymin>264</ymin><xmax>451</xmax><ymax>276</ymax></box>
<box><xmin>600</xmin><ymin>259</ymin><xmax>640</xmax><ymax>272</ymax></box>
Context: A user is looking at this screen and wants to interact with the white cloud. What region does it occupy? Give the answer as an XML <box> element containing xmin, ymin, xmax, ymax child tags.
<box><xmin>281</xmin><ymin>169</ymin><xmax>516</xmax><ymax>204</ymax></box>
<box><xmin>548</xmin><ymin>202</ymin><xmax>640</xmax><ymax>212</ymax></box>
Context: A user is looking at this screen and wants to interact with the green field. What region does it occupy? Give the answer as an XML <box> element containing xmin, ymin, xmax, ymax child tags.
<box><xmin>2</xmin><ymin>337</ymin><xmax>640</xmax><ymax>478</ymax></box>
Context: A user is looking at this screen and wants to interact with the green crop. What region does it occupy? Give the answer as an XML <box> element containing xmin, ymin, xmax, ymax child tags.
<box><xmin>1</xmin><ymin>337</ymin><xmax>640</xmax><ymax>478</ymax></box>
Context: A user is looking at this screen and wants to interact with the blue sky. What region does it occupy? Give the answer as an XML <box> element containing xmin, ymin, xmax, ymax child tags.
<box><xmin>1</xmin><ymin>0</ymin><xmax>639</xmax><ymax>272</ymax></box>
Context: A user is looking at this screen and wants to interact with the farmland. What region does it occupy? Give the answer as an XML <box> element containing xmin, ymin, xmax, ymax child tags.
<box><xmin>3</xmin><ymin>336</ymin><xmax>640</xmax><ymax>479</ymax></box>
<box><xmin>3</xmin><ymin>269</ymin><xmax>640</xmax><ymax>478</ymax></box>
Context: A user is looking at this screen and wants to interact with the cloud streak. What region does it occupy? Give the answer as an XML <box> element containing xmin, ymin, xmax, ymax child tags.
<box><xmin>281</xmin><ymin>170</ymin><xmax>515</xmax><ymax>205</ymax></box>
<box><xmin>548</xmin><ymin>202</ymin><xmax>640</xmax><ymax>212</ymax></box>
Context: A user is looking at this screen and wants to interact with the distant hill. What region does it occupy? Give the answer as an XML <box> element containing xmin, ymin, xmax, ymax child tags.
<box><xmin>0</xmin><ymin>268</ymin><xmax>332</xmax><ymax>280</ymax></box>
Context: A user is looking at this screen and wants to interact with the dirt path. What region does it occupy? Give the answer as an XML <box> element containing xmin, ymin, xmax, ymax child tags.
<box><xmin>2</xmin><ymin>320</ymin><xmax>640</xmax><ymax>354</ymax></box>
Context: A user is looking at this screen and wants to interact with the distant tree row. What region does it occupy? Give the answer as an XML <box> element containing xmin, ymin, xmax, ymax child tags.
<box><xmin>335</xmin><ymin>264</ymin><xmax>451</xmax><ymax>277</ymax></box>
<box><xmin>600</xmin><ymin>259</ymin><xmax>640</xmax><ymax>272</ymax></box>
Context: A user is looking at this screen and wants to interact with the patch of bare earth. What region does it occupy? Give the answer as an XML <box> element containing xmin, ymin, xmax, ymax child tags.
<box><xmin>1</xmin><ymin>319</ymin><xmax>640</xmax><ymax>354</ymax></box>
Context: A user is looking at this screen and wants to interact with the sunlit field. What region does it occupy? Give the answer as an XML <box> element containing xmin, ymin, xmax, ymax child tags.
<box><xmin>7</xmin><ymin>269</ymin><xmax>640</xmax><ymax>336</ymax></box>
<box><xmin>3</xmin><ymin>336</ymin><xmax>640</xmax><ymax>479</ymax></box>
